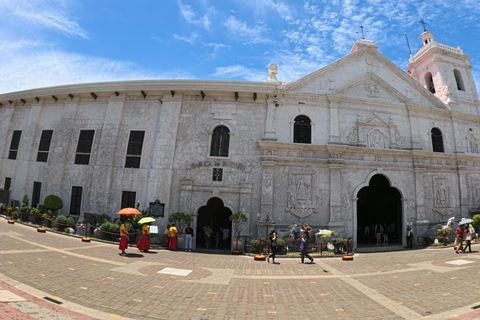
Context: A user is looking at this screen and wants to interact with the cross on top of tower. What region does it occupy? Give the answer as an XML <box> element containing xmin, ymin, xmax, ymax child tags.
<box><xmin>419</xmin><ymin>19</ymin><xmax>427</xmax><ymax>32</ymax></box>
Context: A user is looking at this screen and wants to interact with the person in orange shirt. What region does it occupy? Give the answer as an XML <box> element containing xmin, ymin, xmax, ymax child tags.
<box><xmin>168</xmin><ymin>223</ymin><xmax>178</xmax><ymax>250</ymax></box>
<box><xmin>137</xmin><ymin>222</ymin><xmax>151</xmax><ymax>253</ymax></box>
<box><xmin>119</xmin><ymin>219</ymin><xmax>129</xmax><ymax>256</ymax></box>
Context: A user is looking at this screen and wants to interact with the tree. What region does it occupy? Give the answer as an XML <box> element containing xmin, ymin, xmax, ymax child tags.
<box><xmin>229</xmin><ymin>212</ymin><xmax>248</xmax><ymax>251</ymax></box>
<box><xmin>168</xmin><ymin>212</ymin><xmax>192</xmax><ymax>234</ymax></box>
<box><xmin>44</xmin><ymin>195</ymin><xmax>63</xmax><ymax>214</ymax></box>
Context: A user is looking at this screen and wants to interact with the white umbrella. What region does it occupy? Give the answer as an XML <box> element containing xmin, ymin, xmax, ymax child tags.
<box><xmin>458</xmin><ymin>218</ymin><xmax>474</xmax><ymax>225</ymax></box>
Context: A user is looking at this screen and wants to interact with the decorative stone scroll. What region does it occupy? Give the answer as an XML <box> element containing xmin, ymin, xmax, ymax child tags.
<box><xmin>286</xmin><ymin>172</ymin><xmax>317</xmax><ymax>219</ymax></box>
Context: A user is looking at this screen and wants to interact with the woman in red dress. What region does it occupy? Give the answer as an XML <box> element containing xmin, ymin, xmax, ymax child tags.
<box><xmin>137</xmin><ymin>223</ymin><xmax>151</xmax><ymax>252</ymax></box>
<box><xmin>119</xmin><ymin>219</ymin><xmax>129</xmax><ymax>256</ymax></box>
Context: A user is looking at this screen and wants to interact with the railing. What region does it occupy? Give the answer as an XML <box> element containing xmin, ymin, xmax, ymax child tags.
<box><xmin>409</xmin><ymin>41</ymin><xmax>463</xmax><ymax>63</ymax></box>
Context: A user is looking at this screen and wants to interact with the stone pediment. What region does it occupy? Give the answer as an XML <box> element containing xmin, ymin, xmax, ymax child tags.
<box><xmin>335</xmin><ymin>73</ymin><xmax>411</xmax><ymax>104</ymax></box>
<box><xmin>282</xmin><ymin>46</ymin><xmax>448</xmax><ymax>110</ymax></box>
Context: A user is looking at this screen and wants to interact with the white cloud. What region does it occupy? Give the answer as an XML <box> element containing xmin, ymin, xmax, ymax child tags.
<box><xmin>223</xmin><ymin>16</ymin><xmax>270</xmax><ymax>44</ymax></box>
<box><xmin>0</xmin><ymin>48</ymin><xmax>192</xmax><ymax>94</ymax></box>
<box><xmin>0</xmin><ymin>0</ymin><xmax>88</xmax><ymax>38</ymax></box>
<box><xmin>178</xmin><ymin>1</ymin><xmax>213</xmax><ymax>30</ymax></box>
<box><xmin>173</xmin><ymin>33</ymin><xmax>199</xmax><ymax>44</ymax></box>
<box><xmin>211</xmin><ymin>65</ymin><xmax>266</xmax><ymax>82</ymax></box>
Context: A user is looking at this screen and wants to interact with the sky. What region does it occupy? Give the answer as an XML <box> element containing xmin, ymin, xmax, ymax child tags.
<box><xmin>1</xmin><ymin>0</ymin><xmax>480</xmax><ymax>95</ymax></box>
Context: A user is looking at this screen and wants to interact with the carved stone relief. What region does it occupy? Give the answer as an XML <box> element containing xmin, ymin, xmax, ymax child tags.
<box><xmin>286</xmin><ymin>172</ymin><xmax>317</xmax><ymax>219</ymax></box>
<box><xmin>365</xmin><ymin>82</ymin><xmax>379</xmax><ymax>97</ymax></box>
<box><xmin>433</xmin><ymin>177</ymin><xmax>452</xmax><ymax>217</ymax></box>
<box><xmin>368</xmin><ymin>129</ymin><xmax>385</xmax><ymax>148</ymax></box>
<box><xmin>467</xmin><ymin>134</ymin><xmax>479</xmax><ymax>154</ymax></box>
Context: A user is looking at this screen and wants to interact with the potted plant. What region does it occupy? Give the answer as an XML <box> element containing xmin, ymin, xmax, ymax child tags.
<box><xmin>55</xmin><ymin>215</ymin><xmax>67</xmax><ymax>231</ymax></box>
<box><xmin>229</xmin><ymin>211</ymin><xmax>248</xmax><ymax>253</ymax></box>
<box><xmin>42</xmin><ymin>212</ymin><xmax>53</xmax><ymax>227</ymax></box>
<box><xmin>30</xmin><ymin>208</ymin><xmax>42</xmax><ymax>225</ymax></box>
<box><xmin>20</xmin><ymin>194</ymin><xmax>31</xmax><ymax>222</ymax></box>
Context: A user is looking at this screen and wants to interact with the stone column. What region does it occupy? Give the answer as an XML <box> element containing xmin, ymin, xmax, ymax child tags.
<box><xmin>406</xmin><ymin>103</ymin><xmax>423</xmax><ymax>150</ymax></box>
<box><xmin>326</xmin><ymin>94</ymin><xmax>341</xmax><ymax>144</ymax></box>
<box><xmin>328</xmin><ymin>164</ymin><xmax>344</xmax><ymax>233</ymax></box>
<box><xmin>239</xmin><ymin>181</ymin><xmax>253</xmax><ymax>239</ymax></box>
<box><xmin>260</xmin><ymin>162</ymin><xmax>275</xmax><ymax>222</ymax></box>
<box><xmin>263</xmin><ymin>99</ymin><xmax>277</xmax><ymax>141</ymax></box>
<box><xmin>147</xmin><ymin>95</ymin><xmax>183</xmax><ymax>211</ymax></box>
<box><xmin>458</xmin><ymin>167</ymin><xmax>469</xmax><ymax>216</ymax></box>
<box><xmin>90</xmin><ymin>94</ymin><xmax>126</xmax><ymax>212</ymax></box>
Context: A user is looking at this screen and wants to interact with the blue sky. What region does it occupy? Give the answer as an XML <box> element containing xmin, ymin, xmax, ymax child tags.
<box><xmin>1</xmin><ymin>0</ymin><xmax>479</xmax><ymax>94</ymax></box>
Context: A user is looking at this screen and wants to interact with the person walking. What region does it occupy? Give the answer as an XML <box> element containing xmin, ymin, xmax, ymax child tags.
<box><xmin>382</xmin><ymin>223</ymin><xmax>389</xmax><ymax>245</ymax></box>
<box><xmin>463</xmin><ymin>223</ymin><xmax>473</xmax><ymax>253</ymax></box>
<box><xmin>406</xmin><ymin>226</ymin><xmax>413</xmax><ymax>249</ymax></box>
<box><xmin>137</xmin><ymin>222</ymin><xmax>151</xmax><ymax>253</ymax></box>
<box><xmin>300</xmin><ymin>228</ymin><xmax>314</xmax><ymax>264</ymax></box>
<box><xmin>204</xmin><ymin>225</ymin><xmax>212</xmax><ymax>249</ymax></box>
<box><xmin>455</xmin><ymin>223</ymin><xmax>465</xmax><ymax>254</ymax></box>
<box><xmin>267</xmin><ymin>230</ymin><xmax>278</xmax><ymax>264</ymax></box>
<box><xmin>168</xmin><ymin>223</ymin><xmax>178</xmax><ymax>250</ymax></box>
<box><xmin>185</xmin><ymin>223</ymin><xmax>194</xmax><ymax>252</ymax></box>
<box><xmin>119</xmin><ymin>219</ymin><xmax>129</xmax><ymax>256</ymax></box>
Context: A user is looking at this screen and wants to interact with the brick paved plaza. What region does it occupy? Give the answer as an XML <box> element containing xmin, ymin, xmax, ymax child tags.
<box><xmin>1</xmin><ymin>221</ymin><xmax>480</xmax><ymax>320</ymax></box>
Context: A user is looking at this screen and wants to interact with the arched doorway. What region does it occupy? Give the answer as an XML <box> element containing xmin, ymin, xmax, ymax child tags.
<box><xmin>357</xmin><ymin>174</ymin><xmax>402</xmax><ymax>246</ymax></box>
<box><xmin>196</xmin><ymin>197</ymin><xmax>232</xmax><ymax>250</ymax></box>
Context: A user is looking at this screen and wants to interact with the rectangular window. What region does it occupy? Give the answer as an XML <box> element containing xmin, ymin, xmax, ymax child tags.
<box><xmin>4</xmin><ymin>177</ymin><xmax>11</xmax><ymax>191</ymax></box>
<box><xmin>121</xmin><ymin>191</ymin><xmax>136</xmax><ymax>209</ymax></box>
<box><xmin>37</xmin><ymin>130</ymin><xmax>54</xmax><ymax>162</ymax></box>
<box><xmin>70</xmin><ymin>186</ymin><xmax>83</xmax><ymax>215</ymax></box>
<box><xmin>75</xmin><ymin>130</ymin><xmax>95</xmax><ymax>165</ymax></box>
<box><xmin>125</xmin><ymin>131</ymin><xmax>145</xmax><ymax>169</ymax></box>
<box><xmin>32</xmin><ymin>181</ymin><xmax>42</xmax><ymax>208</ymax></box>
<box><xmin>8</xmin><ymin>131</ymin><xmax>22</xmax><ymax>160</ymax></box>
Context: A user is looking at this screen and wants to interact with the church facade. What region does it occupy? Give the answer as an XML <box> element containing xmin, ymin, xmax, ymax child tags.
<box><xmin>1</xmin><ymin>31</ymin><xmax>479</xmax><ymax>249</ymax></box>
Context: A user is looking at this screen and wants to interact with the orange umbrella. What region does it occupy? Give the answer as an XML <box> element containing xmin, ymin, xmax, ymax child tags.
<box><xmin>117</xmin><ymin>207</ymin><xmax>142</xmax><ymax>216</ymax></box>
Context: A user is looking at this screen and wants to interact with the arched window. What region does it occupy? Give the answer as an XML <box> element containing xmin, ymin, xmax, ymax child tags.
<box><xmin>294</xmin><ymin>115</ymin><xmax>311</xmax><ymax>144</ymax></box>
<box><xmin>453</xmin><ymin>69</ymin><xmax>465</xmax><ymax>91</ymax></box>
<box><xmin>210</xmin><ymin>126</ymin><xmax>230</xmax><ymax>157</ymax></box>
<box><xmin>431</xmin><ymin>128</ymin><xmax>444</xmax><ymax>153</ymax></box>
<box><xmin>425</xmin><ymin>72</ymin><xmax>435</xmax><ymax>94</ymax></box>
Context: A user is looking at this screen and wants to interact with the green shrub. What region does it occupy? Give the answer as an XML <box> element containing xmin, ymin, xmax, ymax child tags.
<box><xmin>66</xmin><ymin>216</ymin><xmax>76</xmax><ymax>226</ymax></box>
<box><xmin>44</xmin><ymin>195</ymin><xmax>63</xmax><ymax>211</ymax></box>
<box><xmin>31</xmin><ymin>209</ymin><xmax>41</xmax><ymax>217</ymax></box>
<box><xmin>100</xmin><ymin>221</ymin><xmax>120</xmax><ymax>233</ymax></box>
<box><xmin>64</xmin><ymin>227</ymin><xmax>71</xmax><ymax>233</ymax></box>
<box><xmin>473</xmin><ymin>214</ymin><xmax>480</xmax><ymax>231</ymax></box>
<box><xmin>12</xmin><ymin>211</ymin><xmax>18</xmax><ymax>220</ymax></box>
<box><xmin>55</xmin><ymin>215</ymin><xmax>67</xmax><ymax>228</ymax></box>
<box><xmin>277</xmin><ymin>238</ymin><xmax>286</xmax><ymax>246</ymax></box>
<box><xmin>23</xmin><ymin>194</ymin><xmax>29</xmax><ymax>206</ymax></box>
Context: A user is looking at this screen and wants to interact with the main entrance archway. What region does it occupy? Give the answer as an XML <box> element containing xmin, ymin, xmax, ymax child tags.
<box><xmin>357</xmin><ymin>174</ymin><xmax>402</xmax><ymax>246</ymax></box>
<box><xmin>196</xmin><ymin>197</ymin><xmax>232</xmax><ymax>249</ymax></box>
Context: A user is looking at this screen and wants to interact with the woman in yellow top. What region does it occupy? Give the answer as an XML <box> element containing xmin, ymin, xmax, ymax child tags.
<box><xmin>137</xmin><ymin>223</ymin><xmax>151</xmax><ymax>252</ymax></box>
<box><xmin>168</xmin><ymin>223</ymin><xmax>178</xmax><ymax>250</ymax></box>
<box><xmin>119</xmin><ymin>219</ymin><xmax>129</xmax><ymax>256</ymax></box>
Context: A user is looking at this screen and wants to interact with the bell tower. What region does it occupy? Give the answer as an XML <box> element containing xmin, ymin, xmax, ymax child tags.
<box><xmin>407</xmin><ymin>25</ymin><xmax>479</xmax><ymax>108</ymax></box>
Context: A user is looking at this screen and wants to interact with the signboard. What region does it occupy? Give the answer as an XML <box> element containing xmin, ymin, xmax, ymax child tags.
<box><xmin>150</xmin><ymin>226</ymin><xmax>159</xmax><ymax>234</ymax></box>
<box><xmin>149</xmin><ymin>199</ymin><xmax>165</xmax><ymax>218</ymax></box>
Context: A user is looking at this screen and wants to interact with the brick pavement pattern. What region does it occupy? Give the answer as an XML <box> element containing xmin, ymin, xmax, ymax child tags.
<box><xmin>1</xmin><ymin>221</ymin><xmax>480</xmax><ymax>320</ymax></box>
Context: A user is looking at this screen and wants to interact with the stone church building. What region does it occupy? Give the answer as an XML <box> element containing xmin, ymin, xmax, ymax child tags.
<box><xmin>1</xmin><ymin>30</ymin><xmax>479</xmax><ymax>250</ymax></box>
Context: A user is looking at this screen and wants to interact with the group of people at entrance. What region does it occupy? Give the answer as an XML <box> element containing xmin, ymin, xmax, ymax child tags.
<box><xmin>163</xmin><ymin>223</ymin><xmax>194</xmax><ymax>251</ymax></box>
<box><xmin>267</xmin><ymin>225</ymin><xmax>314</xmax><ymax>265</ymax></box>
